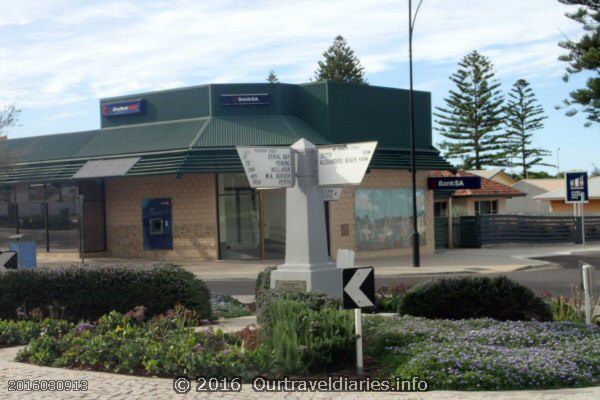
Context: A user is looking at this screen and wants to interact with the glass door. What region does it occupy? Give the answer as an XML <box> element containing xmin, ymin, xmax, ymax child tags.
<box><xmin>260</xmin><ymin>189</ymin><xmax>285</xmax><ymax>259</ymax></box>
<box><xmin>218</xmin><ymin>174</ymin><xmax>261</xmax><ymax>259</ymax></box>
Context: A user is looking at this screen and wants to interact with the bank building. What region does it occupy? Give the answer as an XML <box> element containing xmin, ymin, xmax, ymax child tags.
<box><xmin>0</xmin><ymin>81</ymin><xmax>450</xmax><ymax>261</ymax></box>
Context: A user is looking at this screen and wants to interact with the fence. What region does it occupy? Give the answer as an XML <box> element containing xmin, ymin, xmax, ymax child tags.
<box><xmin>457</xmin><ymin>215</ymin><xmax>600</xmax><ymax>247</ymax></box>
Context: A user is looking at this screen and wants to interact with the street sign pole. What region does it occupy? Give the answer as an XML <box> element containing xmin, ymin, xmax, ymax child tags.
<box><xmin>342</xmin><ymin>267</ymin><xmax>375</xmax><ymax>375</ymax></box>
<box><xmin>408</xmin><ymin>0</ymin><xmax>420</xmax><ymax>267</ymax></box>
<box><xmin>581</xmin><ymin>198</ymin><xmax>586</xmax><ymax>247</ymax></box>
<box><xmin>354</xmin><ymin>308</ymin><xmax>363</xmax><ymax>375</ymax></box>
<box><xmin>582</xmin><ymin>264</ymin><xmax>594</xmax><ymax>325</ymax></box>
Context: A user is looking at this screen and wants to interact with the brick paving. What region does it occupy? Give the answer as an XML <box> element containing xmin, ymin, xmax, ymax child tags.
<box><xmin>1</xmin><ymin>347</ymin><xmax>598</xmax><ymax>400</ymax></box>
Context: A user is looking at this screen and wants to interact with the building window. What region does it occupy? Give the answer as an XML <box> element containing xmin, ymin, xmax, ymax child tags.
<box><xmin>434</xmin><ymin>201</ymin><xmax>448</xmax><ymax>217</ymax></box>
<box><xmin>475</xmin><ymin>200</ymin><xmax>498</xmax><ymax>215</ymax></box>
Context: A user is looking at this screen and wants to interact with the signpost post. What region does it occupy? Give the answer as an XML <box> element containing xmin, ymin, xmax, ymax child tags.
<box><xmin>342</xmin><ymin>267</ymin><xmax>375</xmax><ymax>375</ymax></box>
<box><xmin>565</xmin><ymin>171</ymin><xmax>589</xmax><ymax>246</ymax></box>
<box><xmin>236</xmin><ymin>138</ymin><xmax>377</xmax><ymax>298</ymax></box>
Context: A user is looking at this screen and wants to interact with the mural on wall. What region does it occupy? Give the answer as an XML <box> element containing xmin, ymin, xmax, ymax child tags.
<box><xmin>355</xmin><ymin>189</ymin><xmax>426</xmax><ymax>251</ymax></box>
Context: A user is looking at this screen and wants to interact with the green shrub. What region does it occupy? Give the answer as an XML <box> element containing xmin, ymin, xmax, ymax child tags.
<box><xmin>0</xmin><ymin>264</ymin><xmax>211</xmax><ymax>322</ymax></box>
<box><xmin>255</xmin><ymin>266</ymin><xmax>340</xmax><ymax>333</ymax></box>
<box><xmin>376</xmin><ymin>283</ymin><xmax>411</xmax><ymax>313</ymax></box>
<box><xmin>399</xmin><ymin>276</ymin><xmax>552</xmax><ymax>321</ymax></box>
<box><xmin>0</xmin><ymin>319</ymin><xmax>72</xmax><ymax>347</ymax></box>
<box><xmin>266</xmin><ymin>299</ymin><xmax>355</xmax><ymax>374</ymax></box>
<box><xmin>255</xmin><ymin>266</ymin><xmax>277</xmax><ymax>297</ymax></box>
<box><xmin>257</xmin><ymin>288</ymin><xmax>340</xmax><ymax>337</ymax></box>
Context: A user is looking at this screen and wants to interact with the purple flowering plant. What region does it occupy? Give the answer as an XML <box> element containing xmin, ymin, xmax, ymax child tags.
<box><xmin>364</xmin><ymin>316</ymin><xmax>600</xmax><ymax>390</ymax></box>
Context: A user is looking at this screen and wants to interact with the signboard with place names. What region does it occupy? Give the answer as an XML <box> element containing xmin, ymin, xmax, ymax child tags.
<box><xmin>317</xmin><ymin>141</ymin><xmax>377</xmax><ymax>186</ymax></box>
<box><xmin>236</xmin><ymin>146</ymin><xmax>294</xmax><ymax>188</ymax></box>
<box><xmin>321</xmin><ymin>187</ymin><xmax>343</xmax><ymax>201</ymax></box>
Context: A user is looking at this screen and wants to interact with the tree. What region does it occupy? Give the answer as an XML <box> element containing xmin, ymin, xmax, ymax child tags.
<box><xmin>557</xmin><ymin>0</ymin><xmax>599</xmax><ymax>127</ymax></box>
<box><xmin>0</xmin><ymin>104</ymin><xmax>20</xmax><ymax>165</ymax></box>
<box><xmin>434</xmin><ymin>51</ymin><xmax>505</xmax><ymax>169</ymax></box>
<box><xmin>504</xmin><ymin>79</ymin><xmax>551</xmax><ymax>178</ymax></box>
<box><xmin>266</xmin><ymin>70</ymin><xmax>279</xmax><ymax>83</ymax></box>
<box><xmin>0</xmin><ymin>104</ymin><xmax>20</xmax><ymax>137</ymax></box>
<box><xmin>313</xmin><ymin>35</ymin><xmax>367</xmax><ymax>84</ymax></box>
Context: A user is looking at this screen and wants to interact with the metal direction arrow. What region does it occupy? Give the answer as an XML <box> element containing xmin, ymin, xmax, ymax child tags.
<box><xmin>317</xmin><ymin>141</ymin><xmax>377</xmax><ymax>186</ymax></box>
<box><xmin>343</xmin><ymin>267</ymin><xmax>375</xmax><ymax>309</ymax></box>
<box><xmin>321</xmin><ymin>187</ymin><xmax>343</xmax><ymax>201</ymax></box>
<box><xmin>236</xmin><ymin>146</ymin><xmax>294</xmax><ymax>189</ymax></box>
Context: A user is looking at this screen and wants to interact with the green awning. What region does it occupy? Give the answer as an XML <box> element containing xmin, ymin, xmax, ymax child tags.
<box><xmin>0</xmin><ymin>147</ymin><xmax>451</xmax><ymax>185</ymax></box>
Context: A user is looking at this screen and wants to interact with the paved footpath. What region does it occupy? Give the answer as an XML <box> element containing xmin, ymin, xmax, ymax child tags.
<box><xmin>1</xmin><ymin>347</ymin><xmax>598</xmax><ymax>400</ymax></box>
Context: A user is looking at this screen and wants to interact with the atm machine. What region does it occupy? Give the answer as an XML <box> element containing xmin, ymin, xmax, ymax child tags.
<box><xmin>142</xmin><ymin>198</ymin><xmax>173</xmax><ymax>250</ymax></box>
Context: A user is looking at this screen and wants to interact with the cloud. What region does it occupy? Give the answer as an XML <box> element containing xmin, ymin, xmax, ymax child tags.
<box><xmin>0</xmin><ymin>0</ymin><xmax>582</xmax><ymax>111</ymax></box>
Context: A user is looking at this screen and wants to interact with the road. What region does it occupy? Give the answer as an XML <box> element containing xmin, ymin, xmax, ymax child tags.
<box><xmin>206</xmin><ymin>253</ymin><xmax>600</xmax><ymax>297</ymax></box>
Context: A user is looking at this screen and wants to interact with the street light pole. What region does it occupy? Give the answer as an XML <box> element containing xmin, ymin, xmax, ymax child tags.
<box><xmin>408</xmin><ymin>0</ymin><xmax>423</xmax><ymax>267</ymax></box>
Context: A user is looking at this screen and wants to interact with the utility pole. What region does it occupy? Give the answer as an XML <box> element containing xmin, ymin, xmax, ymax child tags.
<box><xmin>408</xmin><ymin>0</ymin><xmax>423</xmax><ymax>267</ymax></box>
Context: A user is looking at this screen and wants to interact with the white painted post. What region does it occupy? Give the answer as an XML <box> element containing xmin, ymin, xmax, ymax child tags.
<box><xmin>354</xmin><ymin>308</ymin><xmax>363</xmax><ymax>375</ymax></box>
<box><xmin>337</xmin><ymin>249</ymin><xmax>355</xmax><ymax>269</ymax></box>
<box><xmin>582</xmin><ymin>264</ymin><xmax>594</xmax><ymax>325</ymax></box>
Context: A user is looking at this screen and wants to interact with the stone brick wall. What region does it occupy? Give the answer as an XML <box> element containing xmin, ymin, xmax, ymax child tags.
<box><xmin>328</xmin><ymin>169</ymin><xmax>435</xmax><ymax>258</ymax></box>
<box><xmin>104</xmin><ymin>174</ymin><xmax>218</xmax><ymax>260</ymax></box>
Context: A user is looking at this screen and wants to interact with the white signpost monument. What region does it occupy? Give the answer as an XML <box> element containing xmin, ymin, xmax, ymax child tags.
<box><xmin>236</xmin><ymin>138</ymin><xmax>376</xmax><ymax>297</ymax></box>
<box><xmin>236</xmin><ymin>146</ymin><xmax>294</xmax><ymax>188</ymax></box>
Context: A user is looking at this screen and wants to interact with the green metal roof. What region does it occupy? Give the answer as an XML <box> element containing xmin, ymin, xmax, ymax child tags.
<box><xmin>192</xmin><ymin>115</ymin><xmax>330</xmax><ymax>148</ymax></box>
<box><xmin>0</xmin><ymin>81</ymin><xmax>452</xmax><ymax>185</ymax></box>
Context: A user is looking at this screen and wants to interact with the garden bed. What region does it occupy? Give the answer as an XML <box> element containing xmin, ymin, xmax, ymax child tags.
<box><xmin>364</xmin><ymin>315</ymin><xmax>600</xmax><ymax>390</ymax></box>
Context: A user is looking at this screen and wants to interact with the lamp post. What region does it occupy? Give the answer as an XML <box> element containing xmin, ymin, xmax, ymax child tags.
<box><xmin>408</xmin><ymin>0</ymin><xmax>424</xmax><ymax>267</ymax></box>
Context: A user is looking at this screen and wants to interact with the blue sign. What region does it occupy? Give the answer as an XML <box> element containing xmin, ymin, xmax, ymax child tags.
<box><xmin>428</xmin><ymin>176</ymin><xmax>482</xmax><ymax>190</ymax></box>
<box><xmin>220</xmin><ymin>93</ymin><xmax>270</xmax><ymax>106</ymax></box>
<box><xmin>102</xmin><ymin>99</ymin><xmax>145</xmax><ymax>117</ymax></box>
<box><xmin>566</xmin><ymin>172</ymin><xmax>589</xmax><ymax>203</ymax></box>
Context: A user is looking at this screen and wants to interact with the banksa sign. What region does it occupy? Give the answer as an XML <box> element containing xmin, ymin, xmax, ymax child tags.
<box><xmin>428</xmin><ymin>176</ymin><xmax>482</xmax><ymax>190</ymax></box>
<box><xmin>220</xmin><ymin>93</ymin><xmax>271</xmax><ymax>106</ymax></box>
<box><xmin>102</xmin><ymin>99</ymin><xmax>145</xmax><ymax>117</ymax></box>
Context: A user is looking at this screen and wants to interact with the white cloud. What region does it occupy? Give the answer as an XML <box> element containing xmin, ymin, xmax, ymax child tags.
<box><xmin>0</xmin><ymin>0</ymin><xmax>582</xmax><ymax>111</ymax></box>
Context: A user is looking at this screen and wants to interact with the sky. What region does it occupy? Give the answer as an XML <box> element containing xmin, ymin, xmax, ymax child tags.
<box><xmin>0</xmin><ymin>0</ymin><xmax>598</xmax><ymax>174</ymax></box>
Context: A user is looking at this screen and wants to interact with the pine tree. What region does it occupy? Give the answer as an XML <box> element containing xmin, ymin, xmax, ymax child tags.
<box><xmin>313</xmin><ymin>35</ymin><xmax>367</xmax><ymax>84</ymax></box>
<box><xmin>266</xmin><ymin>70</ymin><xmax>279</xmax><ymax>83</ymax></box>
<box><xmin>434</xmin><ymin>51</ymin><xmax>505</xmax><ymax>169</ymax></box>
<box><xmin>504</xmin><ymin>79</ymin><xmax>551</xmax><ymax>178</ymax></box>
<box><xmin>557</xmin><ymin>0</ymin><xmax>599</xmax><ymax>127</ymax></box>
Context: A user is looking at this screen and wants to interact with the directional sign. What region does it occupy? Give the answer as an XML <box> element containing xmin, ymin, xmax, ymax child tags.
<box><xmin>0</xmin><ymin>251</ymin><xmax>17</xmax><ymax>269</ymax></box>
<box><xmin>317</xmin><ymin>141</ymin><xmax>377</xmax><ymax>186</ymax></box>
<box><xmin>342</xmin><ymin>267</ymin><xmax>375</xmax><ymax>309</ymax></box>
<box><xmin>566</xmin><ymin>171</ymin><xmax>589</xmax><ymax>203</ymax></box>
<box><xmin>236</xmin><ymin>146</ymin><xmax>294</xmax><ymax>188</ymax></box>
<box><xmin>321</xmin><ymin>187</ymin><xmax>343</xmax><ymax>201</ymax></box>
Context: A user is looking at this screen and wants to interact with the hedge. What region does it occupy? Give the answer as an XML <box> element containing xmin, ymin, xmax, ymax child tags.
<box><xmin>399</xmin><ymin>275</ymin><xmax>552</xmax><ymax>321</ymax></box>
<box><xmin>0</xmin><ymin>264</ymin><xmax>211</xmax><ymax>321</ymax></box>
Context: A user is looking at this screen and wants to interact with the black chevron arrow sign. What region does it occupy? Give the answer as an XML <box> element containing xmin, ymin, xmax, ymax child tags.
<box><xmin>342</xmin><ymin>267</ymin><xmax>375</xmax><ymax>310</ymax></box>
